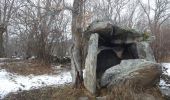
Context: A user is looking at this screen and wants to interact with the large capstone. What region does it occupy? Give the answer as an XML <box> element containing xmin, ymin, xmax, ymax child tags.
<box><xmin>85</xmin><ymin>20</ymin><xmax>143</xmax><ymax>44</ymax></box>
<box><xmin>100</xmin><ymin>59</ymin><xmax>162</xmax><ymax>87</ymax></box>
<box><xmin>84</xmin><ymin>33</ymin><xmax>99</xmax><ymax>94</ymax></box>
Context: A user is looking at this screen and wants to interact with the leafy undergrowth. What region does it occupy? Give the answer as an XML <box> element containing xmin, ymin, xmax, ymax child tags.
<box><xmin>0</xmin><ymin>61</ymin><xmax>54</xmax><ymax>76</ymax></box>
<box><xmin>4</xmin><ymin>85</ymin><xmax>96</xmax><ymax>100</ymax></box>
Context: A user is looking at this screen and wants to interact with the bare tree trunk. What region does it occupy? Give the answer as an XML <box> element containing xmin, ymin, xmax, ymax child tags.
<box><xmin>71</xmin><ymin>0</ymin><xmax>85</xmax><ymax>88</ymax></box>
<box><xmin>0</xmin><ymin>32</ymin><xmax>4</xmax><ymax>57</ymax></box>
<box><xmin>0</xmin><ymin>25</ymin><xmax>6</xmax><ymax>57</ymax></box>
<box><xmin>37</xmin><ymin>31</ymin><xmax>48</xmax><ymax>62</ymax></box>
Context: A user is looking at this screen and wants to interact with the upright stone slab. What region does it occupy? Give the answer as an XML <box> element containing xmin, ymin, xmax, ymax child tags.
<box><xmin>136</xmin><ymin>42</ymin><xmax>156</xmax><ymax>62</ymax></box>
<box><xmin>84</xmin><ymin>33</ymin><xmax>99</xmax><ymax>94</ymax></box>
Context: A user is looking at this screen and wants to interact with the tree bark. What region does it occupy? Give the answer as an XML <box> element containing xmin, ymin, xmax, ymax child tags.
<box><xmin>0</xmin><ymin>32</ymin><xmax>4</xmax><ymax>57</ymax></box>
<box><xmin>71</xmin><ymin>0</ymin><xmax>85</xmax><ymax>88</ymax></box>
<box><xmin>0</xmin><ymin>25</ymin><xmax>6</xmax><ymax>57</ymax></box>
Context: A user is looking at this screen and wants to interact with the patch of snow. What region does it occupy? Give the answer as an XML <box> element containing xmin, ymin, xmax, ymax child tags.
<box><xmin>0</xmin><ymin>58</ymin><xmax>10</xmax><ymax>62</ymax></box>
<box><xmin>0</xmin><ymin>58</ymin><xmax>9</xmax><ymax>60</ymax></box>
<box><xmin>31</xmin><ymin>56</ymin><xmax>36</xmax><ymax>59</ymax></box>
<box><xmin>28</xmin><ymin>56</ymin><xmax>36</xmax><ymax>60</ymax></box>
<box><xmin>0</xmin><ymin>69</ymin><xmax>72</xmax><ymax>99</ymax></box>
<box><xmin>162</xmin><ymin>63</ymin><xmax>170</xmax><ymax>76</ymax></box>
<box><xmin>159</xmin><ymin>63</ymin><xmax>170</xmax><ymax>97</ymax></box>
<box><xmin>159</xmin><ymin>63</ymin><xmax>170</xmax><ymax>88</ymax></box>
<box><xmin>15</xmin><ymin>58</ymin><xmax>22</xmax><ymax>60</ymax></box>
<box><xmin>54</xmin><ymin>65</ymin><xmax>62</xmax><ymax>70</ymax></box>
<box><xmin>160</xmin><ymin>79</ymin><xmax>170</xmax><ymax>88</ymax></box>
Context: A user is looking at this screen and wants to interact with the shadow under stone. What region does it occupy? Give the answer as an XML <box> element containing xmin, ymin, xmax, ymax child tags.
<box><xmin>96</xmin><ymin>42</ymin><xmax>139</xmax><ymax>81</ymax></box>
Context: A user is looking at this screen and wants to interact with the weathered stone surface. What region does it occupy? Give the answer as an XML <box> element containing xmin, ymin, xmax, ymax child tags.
<box><xmin>111</xmin><ymin>28</ymin><xmax>143</xmax><ymax>44</ymax></box>
<box><xmin>84</xmin><ymin>33</ymin><xmax>99</xmax><ymax>94</ymax></box>
<box><xmin>85</xmin><ymin>20</ymin><xmax>143</xmax><ymax>44</ymax></box>
<box><xmin>137</xmin><ymin>42</ymin><xmax>156</xmax><ymax>62</ymax></box>
<box><xmin>100</xmin><ymin>59</ymin><xmax>162</xmax><ymax>87</ymax></box>
<box><xmin>85</xmin><ymin>20</ymin><xmax>113</xmax><ymax>36</ymax></box>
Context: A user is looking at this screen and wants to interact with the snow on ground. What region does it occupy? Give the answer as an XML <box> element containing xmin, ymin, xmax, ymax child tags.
<box><xmin>162</xmin><ymin>63</ymin><xmax>170</xmax><ymax>76</ymax></box>
<box><xmin>0</xmin><ymin>58</ymin><xmax>10</xmax><ymax>62</ymax></box>
<box><xmin>0</xmin><ymin>69</ymin><xmax>72</xmax><ymax>99</ymax></box>
<box><xmin>0</xmin><ymin>58</ymin><xmax>22</xmax><ymax>63</ymax></box>
<box><xmin>159</xmin><ymin>63</ymin><xmax>170</xmax><ymax>97</ymax></box>
<box><xmin>159</xmin><ymin>63</ymin><xmax>170</xmax><ymax>88</ymax></box>
<box><xmin>159</xmin><ymin>79</ymin><xmax>170</xmax><ymax>89</ymax></box>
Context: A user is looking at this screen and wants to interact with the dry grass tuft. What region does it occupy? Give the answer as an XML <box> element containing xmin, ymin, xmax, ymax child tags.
<box><xmin>108</xmin><ymin>83</ymin><xmax>165</xmax><ymax>100</ymax></box>
<box><xmin>108</xmin><ymin>83</ymin><xmax>138</xmax><ymax>100</ymax></box>
<box><xmin>159</xmin><ymin>56</ymin><xmax>170</xmax><ymax>62</ymax></box>
<box><xmin>1</xmin><ymin>61</ymin><xmax>53</xmax><ymax>75</ymax></box>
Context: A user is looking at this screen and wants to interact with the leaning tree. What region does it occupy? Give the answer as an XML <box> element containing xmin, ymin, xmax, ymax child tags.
<box><xmin>70</xmin><ymin>0</ymin><xmax>86</xmax><ymax>88</ymax></box>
